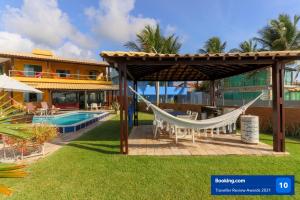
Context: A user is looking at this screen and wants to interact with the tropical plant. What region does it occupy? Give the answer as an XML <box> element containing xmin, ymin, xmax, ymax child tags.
<box><xmin>125</xmin><ymin>24</ymin><xmax>182</xmax><ymax>105</ymax></box>
<box><xmin>229</xmin><ymin>39</ymin><xmax>258</xmax><ymax>53</ymax></box>
<box><xmin>255</xmin><ymin>14</ymin><xmax>300</xmax><ymax>51</ymax></box>
<box><xmin>0</xmin><ymin>164</ymin><xmax>27</xmax><ymax>196</ymax></box>
<box><xmin>0</xmin><ymin>93</ymin><xmax>57</xmax><ymax>195</ymax></box>
<box><xmin>198</xmin><ymin>37</ymin><xmax>226</xmax><ymax>53</ymax></box>
<box><xmin>124</xmin><ymin>25</ymin><xmax>181</xmax><ymax>54</ymax></box>
<box><xmin>111</xmin><ymin>101</ymin><xmax>120</xmax><ymax>113</ymax></box>
<box><xmin>0</xmin><ymin>93</ymin><xmax>33</xmax><ymax>139</ymax></box>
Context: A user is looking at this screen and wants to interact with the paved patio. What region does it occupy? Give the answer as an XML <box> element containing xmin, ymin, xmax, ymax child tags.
<box><xmin>129</xmin><ymin>125</ymin><xmax>288</xmax><ymax>156</ymax></box>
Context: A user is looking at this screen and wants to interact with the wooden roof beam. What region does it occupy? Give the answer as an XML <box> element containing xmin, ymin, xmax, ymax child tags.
<box><xmin>125</xmin><ymin>59</ymin><xmax>275</xmax><ymax>66</ymax></box>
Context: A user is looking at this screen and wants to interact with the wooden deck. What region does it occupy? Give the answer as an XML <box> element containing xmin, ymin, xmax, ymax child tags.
<box><xmin>128</xmin><ymin>125</ymin><xmax>288</xmax><ymax>156</ymax></box>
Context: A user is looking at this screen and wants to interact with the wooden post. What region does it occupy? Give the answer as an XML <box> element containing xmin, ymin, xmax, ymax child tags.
<box><xmin>272</xmin><ymin>62</ymin><xmax>285</xmax><ymax>152</ymax></box>
<box><xmin>133</xmin><ymin>80</ymin><xmax>138</xmax><ymax>126</ymax></box>
<box><xmin>118</xmin><ymin>64</ymin><xmax>124</xmax><ymax>154</ymax></box>
<box><xmin>210</xmin><ymin>80</ymin><xmax>216</xmax><ymax>106</ymax></box>
<box><xmin>123</xmin><ymin>64</ymin><xmax>129</xmax><ymax>154</ymax></box>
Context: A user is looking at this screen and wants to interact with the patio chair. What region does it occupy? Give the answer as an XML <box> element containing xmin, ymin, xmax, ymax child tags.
<box><xmin>186</xmin><ymin>110</ymin><xmax>192</xmax><ymax>115</ymax></box>
<box><xmin>91</xmin><ymin>103</ymin><xmax>98</xmax><ymax>110</ymax></box>
<box><xmin>97</xmin><ymin>103</ymin><xmax>102</xmax><ymax>110</ymax></box>
<box><xmin>51</xmin><ymin>105</ymin><xmax>60</xmax><ymax>115</ymax></box>
<box><xmin>86</xmin><ymin>103</ymin><xmax>91</xmax><ymax>110</ymax></box>
<box><xmin>191</xmin><ymin>112</ymin><xmax>198</xmax><ymax>120</ymax></box>
<box><xmin>25</xmin><ymin>102</ymin><xmax>37</xmax><ymax>114</ymax></box>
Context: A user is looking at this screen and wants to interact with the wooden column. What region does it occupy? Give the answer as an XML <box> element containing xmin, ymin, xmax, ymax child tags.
<box><xmin>133</xmin><ymin>80</ymin><xmax>138</xmax><ymax>126</ymax></box>
<box><xmin>118</xmin><ymin>63</ymin><xmax>129</xmax><ymax>154</ymax></box>
<box><xmin>210</xmin><ymin>80</ymin><xmax>216</xmax><ymax>106</ymax></box>
<box><xmin>118</xmin><ymin>64</ymin><xmax>125</xmax><ymax>154</ymax></box>
<box><xmin>272</xmin><ymin>61</ymin><xmax>285</xmax><ymax>152</ymax></box>
<box><xmin>123</xmin><ymin>64</ymin><xmax>129</xmax><ymax>154</ymax></box>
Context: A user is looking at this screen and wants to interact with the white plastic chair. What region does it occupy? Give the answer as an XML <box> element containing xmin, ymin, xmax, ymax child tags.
<box><xmin>91</xmin><ymin>103</ymin><xmax>98</xmax><ymax>110</ymax></box>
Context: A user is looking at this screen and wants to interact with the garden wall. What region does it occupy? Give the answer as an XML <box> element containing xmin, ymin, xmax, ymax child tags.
<box><xmin>138</xmin><ymin>102</ymin><xmax>300</xmax><ymax>136</ymax></box>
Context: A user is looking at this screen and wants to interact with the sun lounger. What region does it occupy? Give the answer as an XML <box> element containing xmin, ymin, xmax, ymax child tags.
<box><xmin>25</xmin><ymin>102</ymin><xmax>37</xmax><ymax>114</ymax></box>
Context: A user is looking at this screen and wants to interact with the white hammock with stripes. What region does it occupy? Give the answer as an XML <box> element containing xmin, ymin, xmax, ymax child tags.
<box><xmin>129</xmin><ymin>86</ymin><xmax>262</xmax><ymax>143</ymax></box>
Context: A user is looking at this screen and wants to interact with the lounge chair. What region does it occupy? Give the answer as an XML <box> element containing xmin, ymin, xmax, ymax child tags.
<box><xmin>51</xmin><ymin>105</ymin><xmax>60</xmax><ymax>115</ymax></box>
<box><xmin>40</xmin><ymin>102</ymin><xmax>59</xmax><ymax>115</ymax></box>
<box><xmin>86</xmin><ymin>103</ymin><xmax>91</xmax><ymax>110</ymax></box>
<box><xmin>25</xmin><ymin>103</ymin><xmax>37</xmax><ymax>114</ymax></box>
<box><xmin>97</xmin><ymin>103</ymin><xmax>102</xmax><ymax>110</ymax></box>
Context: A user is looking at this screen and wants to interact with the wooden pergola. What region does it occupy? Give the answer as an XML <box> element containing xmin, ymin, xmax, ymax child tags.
<box><xmin>101</xmin><ymin>50</ymin><xmax>300</xmax><ymax>154</ymax></box>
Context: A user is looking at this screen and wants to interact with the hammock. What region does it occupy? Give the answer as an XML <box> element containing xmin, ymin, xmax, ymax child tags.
<box><xmin>129</xmin><ymin>86</ymin><xmax>263</xmax><ymax>143</ymax></box>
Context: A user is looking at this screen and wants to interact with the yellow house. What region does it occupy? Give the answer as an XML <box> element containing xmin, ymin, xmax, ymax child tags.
<box><xmin>0</xmin><ymin>49</ymin><xmax>118</xmax><ymax>109</ymax></box>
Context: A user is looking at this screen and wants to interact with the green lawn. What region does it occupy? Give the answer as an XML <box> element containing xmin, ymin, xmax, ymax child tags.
<box><xmin>1</xmin><ymin>112</ymin><xmax>300</xmax><ymax>200</ymax></box>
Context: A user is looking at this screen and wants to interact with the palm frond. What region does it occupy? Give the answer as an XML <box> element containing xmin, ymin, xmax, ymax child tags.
<box><xmin>256</xmin><ymin>14</ymin><xmax>300</xmax><ymax>50</ymax></box>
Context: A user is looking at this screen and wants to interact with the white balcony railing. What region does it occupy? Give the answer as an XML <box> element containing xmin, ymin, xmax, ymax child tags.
<box><xmin>9</xmin><ymin>70</ymin><xmax>111</xmax><ymax>81</ymax></box>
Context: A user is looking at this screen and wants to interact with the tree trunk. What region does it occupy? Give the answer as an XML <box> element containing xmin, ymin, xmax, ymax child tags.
<box><xmin>155</xmin><ymin>81</ymin><xmax>160</xmax><ymax>106</ymax></box>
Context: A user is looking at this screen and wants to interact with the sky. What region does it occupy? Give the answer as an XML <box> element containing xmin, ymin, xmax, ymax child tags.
<box><xmin>0</xmin><ymin>0</ymin><xmax>299</xmax><ymax>61</ymax></box>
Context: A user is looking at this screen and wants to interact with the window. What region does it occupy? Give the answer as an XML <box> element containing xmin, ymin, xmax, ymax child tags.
<box><xmin>24</xmin><ymin>65</ymin><xmax>42</xmax><ymax>77</ymax></box>
<box><xmin>56</xmin><ymin>70</ymin><xmax>70</xmax><ymax>78</ymax></box>
<box><xmin>52</xmin><ymin>92</ymin><xmax>77</xmax><ymax>104</ymax></box>
<box><xmin>24</xmin><ymin>93</ymin><xmax>42</xmax><ymax>102</ymax></box>
<box><xmin>89</xmin><ymin>70</ymin><xmax>99</xmax><ymax>80</ymax></box>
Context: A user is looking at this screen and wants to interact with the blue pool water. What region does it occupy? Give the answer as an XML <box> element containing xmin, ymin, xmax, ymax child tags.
<box><xmin>32</xmin><ymin>112</ymin><xmax>109</xmax><ymax>133</ymax></box>
<box><xmin>33</xmin><ymin>112</ymin><xmax>102</xmax><ymax>125</ymax></box>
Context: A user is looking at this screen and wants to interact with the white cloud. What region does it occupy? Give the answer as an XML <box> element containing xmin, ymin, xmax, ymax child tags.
<box><xmin>2</xmin><ymin>0</ymin><xmax>94</xmax><ymax>49</ymax></box>
<box><xmin>56</xmin><ymin>42</ymin><xmax>94</xmax><ymax>59</ymax></box>
<box><xmin>85</xmin><ymin>0</ymin><xmax>157</xmax><ymax>43</ymax></box>
<box><xmin>0</xmin><ymin>32</ymin><xmax>34</xmax><ymax>52</ymax></box>
<box><xmin>164</xmin><ymin>25</ymin><xmax>177</xmax><ymax>36</ymax></box>
<box><xmin>0</xmin><ymin>0</ymin><xmax>95</xmax><ymax>59</ymax></box>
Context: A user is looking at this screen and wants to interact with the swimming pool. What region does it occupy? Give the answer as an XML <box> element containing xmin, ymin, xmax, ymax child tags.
<box><xmin>32</xmin><ymin>111</ymin><xmax>109</xmax><ymax>133</ymax></box>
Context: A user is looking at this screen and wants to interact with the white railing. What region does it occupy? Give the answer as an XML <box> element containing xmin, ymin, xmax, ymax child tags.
<box><xmin>9</xmin><ymin>70</ymin><xmax>111</xmax><ymax>81</ymax></box>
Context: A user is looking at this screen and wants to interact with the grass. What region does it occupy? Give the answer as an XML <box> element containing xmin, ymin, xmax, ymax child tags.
<box><xmin>1</xmin><ymin>112</ymin><xmax>300</xmax><ymax>200</ymax></box>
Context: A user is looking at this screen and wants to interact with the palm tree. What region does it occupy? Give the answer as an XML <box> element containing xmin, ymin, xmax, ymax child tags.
<box><xmin>198</xmin><ymin>37</ymin><xmax>226</xmax><ymax>53</ymax></box>
<box><xmin>255</xmin><ymin>14</ymin><xmax>300</xmax><ymax>82</ymax></box>
<box><xmin>198</xmin><ymin>37</ymin><xmax>227</xmax><ymax>104</ymax></box>
<box><xmin>229</xmin><ymin>39</ymin><xmax>261</xmax><ymax>78</ymax></box>
<box><xmin>255</xmin><ymin>14</ymin><xmax>300</xmax><ymax>50</ymax></box>
<box><xmin>229</xmin><ymin>39</ymin><xmax>258</xmax><ymax>53</ymax></box>
<box><xmin>125</xmin><ymin>25</ymin><xmax>182</xmax><ymax>105</ymax></box>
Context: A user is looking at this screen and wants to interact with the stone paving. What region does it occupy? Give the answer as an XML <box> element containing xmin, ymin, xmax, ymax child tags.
<box><xmin>128</xmin><ymin>125</ymin><xmax>288</xmax><ymax>156</ymax></box>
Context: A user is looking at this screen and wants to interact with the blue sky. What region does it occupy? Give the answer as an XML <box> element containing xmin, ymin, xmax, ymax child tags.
<box><xmin>0</xmin><ymin>0</ymin><xmax>299</xmax><ymax>60</ymax></box>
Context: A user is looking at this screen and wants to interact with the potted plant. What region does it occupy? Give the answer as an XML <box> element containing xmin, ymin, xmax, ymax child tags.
<box><xmin>112</xmin><ymin>101</ymin><xmax>120</xmax><ymax>114</ymax></box>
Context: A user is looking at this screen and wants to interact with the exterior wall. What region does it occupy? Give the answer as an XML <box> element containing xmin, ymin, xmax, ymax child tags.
<box><xmin>9</xmin><ymin>58</ymin><xmax>110</xmax><ymax>106</ymax></box>
<box><xmin>12</xmin><ymin>58</ymin><xmax>106</xmax><ymax>77</ymax></box>
<box><xmin>223</xmin><ymin>67</ymin><xmax>300</xmax><ymax>101</ymax></box>
<box><xmin>13</xmin><ymin>89</ymin><xmax>50</xmax><ymax>107</ymax></box>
